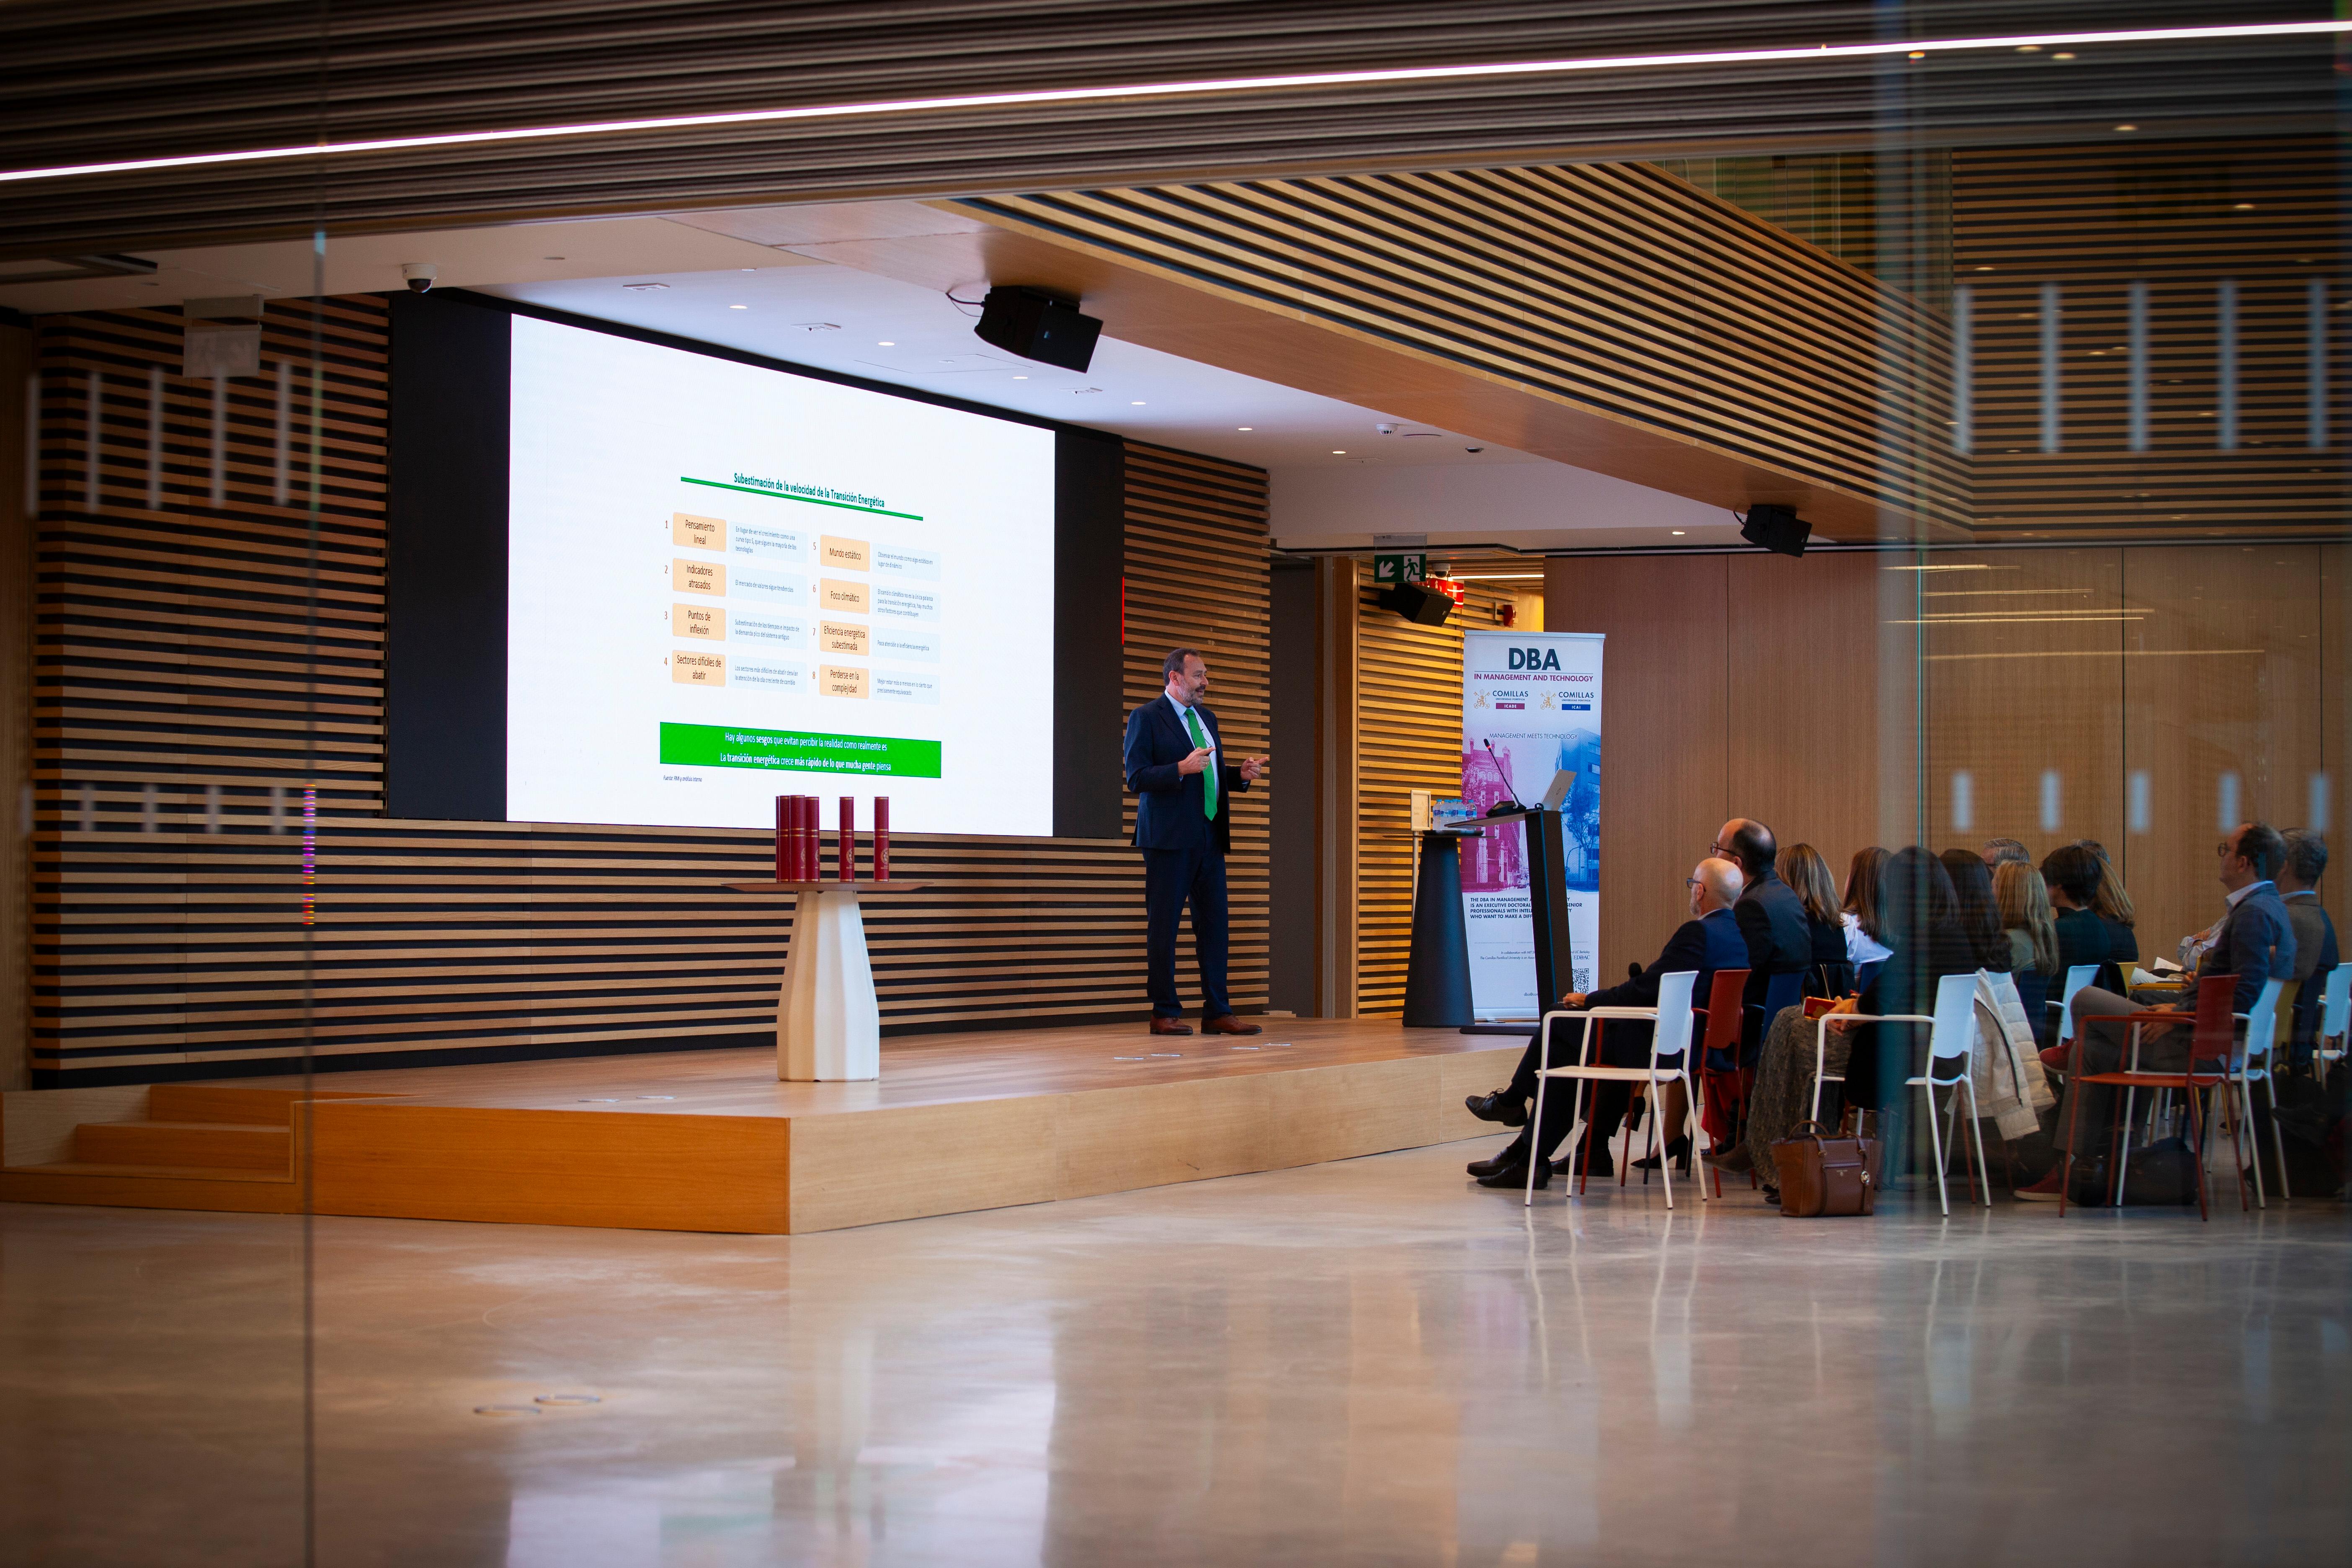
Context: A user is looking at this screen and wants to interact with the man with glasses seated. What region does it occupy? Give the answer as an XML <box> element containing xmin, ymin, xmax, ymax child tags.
<box><xmin>1461</xmin><ymin>857</ymin><xmax>1746</xmax><ymax>1189</ymax></box>
<box><xmin>2016</xmin><ymin>821</ymin><xmax>2295</xmax><ymax>1200</ymax></box>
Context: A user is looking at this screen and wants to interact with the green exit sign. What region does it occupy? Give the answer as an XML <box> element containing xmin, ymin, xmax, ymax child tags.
<box><xmin>1372</xmin><ymin>552</ymin><xmax>1427</xmax><ymax>585</ymax></box>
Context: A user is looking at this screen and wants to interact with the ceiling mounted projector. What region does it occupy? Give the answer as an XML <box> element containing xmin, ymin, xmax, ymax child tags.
<box><xmin>974</xmin><ymin>286</ymin><xmax>1103</xmax><ymax>373</ymax></box>
<box><xmin>1739</xmin><ymin>504</ymin><xmax>1809</xmax><ymax>557</ymax></box>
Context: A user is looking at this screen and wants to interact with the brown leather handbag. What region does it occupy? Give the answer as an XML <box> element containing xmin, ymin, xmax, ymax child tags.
<box><xmin>1772</xmin><ymin>1120</ymin><xmax>1880</xmax><ymax>1216</ymax></box>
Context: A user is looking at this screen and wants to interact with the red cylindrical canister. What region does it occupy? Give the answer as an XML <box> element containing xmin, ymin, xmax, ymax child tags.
<box><xmin>794</xmin><ymin>795</ymin><xmax>814</xmax><ymax>881</ymax></box>
<box><xmin>838</xmin><ymin>796</ymin><xmax>855</xmax><ymax>881</ymax></box>
<box><xmin>872</xmin><ymin>797</ymin><xmax>890</xmax><ymax>881</ymax></box>
<box><xmin>802</xmin><ymin>795</ymin><xmax>820</xmax><ymax>881</ymax></box>
<box><xmin>774</xmin><ymin>795</ymin><xmax>789</xmax><ymax>882</ymax></box>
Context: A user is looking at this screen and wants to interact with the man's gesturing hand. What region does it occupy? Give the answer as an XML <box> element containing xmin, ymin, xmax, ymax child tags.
<box><xmin>1177</xmin><ymin>746</ymin><xmax>1212</xmax><ymax>776</ymax></box>
<box><xmin>1240</xmin><ymin>756</ymin><xmax>1266</xmax><ymax>781</ymax></box>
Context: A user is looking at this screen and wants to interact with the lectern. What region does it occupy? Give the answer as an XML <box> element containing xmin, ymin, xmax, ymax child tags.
<box><xmin>1466</xmin><ymin>806</ymin><xmax>1579</xmax><ymax>1016</ymax></box>
<box><xmin>1401</xmin><ymin>828</ymin><xmax>1478</xmax><ymax>1027</ymax></box>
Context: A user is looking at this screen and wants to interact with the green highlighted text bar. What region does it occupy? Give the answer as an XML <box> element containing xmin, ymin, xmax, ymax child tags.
<box><xmin>661</xmin><ymin>722</ymin><xmax>941</xmax><ymax>777</ymax></box>
<box><xmin>682</xmin><ymin>475</ymin><xmax>923</xmax><ymax>520</ymax></box>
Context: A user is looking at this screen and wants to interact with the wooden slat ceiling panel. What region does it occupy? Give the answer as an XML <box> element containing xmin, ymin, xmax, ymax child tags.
<box><xmin>0</xmin><ymin>1</ymin><xmax>2337</xmax><ymax>255</ymax></box>
<box><xmin>967</xmin><ymin>161</ymin><xmax>1968</xmax><ymax>530</ymax></box>
<box><xmin>1955</xmin><ymin>136</ymin><xmax>2349</xmax><ymax>538</ymax></box>
<box><xmin>29</xmin><ymin>298</ymin><xmax>1269</xmax><ymax>1081</ymax></box>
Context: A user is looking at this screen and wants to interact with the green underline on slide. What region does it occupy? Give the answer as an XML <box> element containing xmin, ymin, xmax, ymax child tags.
<box><xmin>662</xmin><ymin>722</ymin><xmax>943</xmax><ymax>778</ymax></box>
<box><xmin>681</xmin><ymin>475</ymin><xmax>923</xmax><ymax>521</ymax></box>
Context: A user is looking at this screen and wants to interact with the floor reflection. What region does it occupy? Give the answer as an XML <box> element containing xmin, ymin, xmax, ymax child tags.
<box><xmin>1</xmin><ymin>1145</ymin><xmax>2347</xmax><ymax>1565</ymax></box>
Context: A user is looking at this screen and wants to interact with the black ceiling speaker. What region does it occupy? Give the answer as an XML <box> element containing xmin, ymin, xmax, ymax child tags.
<box><xmin>974</xmin><ymin>286</ymin><xmax>1102</xmax><ymax>372</ymax></box>
<box><xmin>1740</xmin><ymin>504</ymin><xmax>1809</xmax><ymax>557</ymax></box>
<box><xmin>1380</xmin><ymin>580</ymin><xmax>1455</xmax><ymax>626</ymax></box>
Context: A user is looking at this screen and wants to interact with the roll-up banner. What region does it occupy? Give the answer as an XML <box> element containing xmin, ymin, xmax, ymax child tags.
<box><xmin>1460</xmin><ymin>632</ymin><xmax>1603</xmax><ymax>1021</ymax></box>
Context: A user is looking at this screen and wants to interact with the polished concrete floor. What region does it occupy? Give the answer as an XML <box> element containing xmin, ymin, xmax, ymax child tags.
<box><xmin>2</xmin><ymin>1142</ymin><xmax>2347</xmax><ymax>1567</ymax></box>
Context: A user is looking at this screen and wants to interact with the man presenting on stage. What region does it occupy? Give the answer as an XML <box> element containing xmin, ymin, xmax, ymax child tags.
<box><xmin>1125</xmin><ymin>647</ymin><xmax>1266</xmax><ymax>1037</ymax></box>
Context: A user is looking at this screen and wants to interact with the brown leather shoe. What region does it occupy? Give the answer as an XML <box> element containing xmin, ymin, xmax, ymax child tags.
<box><xmin>1201</xmin><ymin>1015</ymin><xmax>1262</xmax><ymax>1035</ymax></box>
<box><xmin>1150</xmin><ymin>1016</ymin><xmax>1194</xmax><ymax>1036</ymax></box>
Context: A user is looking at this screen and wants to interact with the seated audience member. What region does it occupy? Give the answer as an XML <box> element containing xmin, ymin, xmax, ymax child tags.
<box><xmin>1718</xmin><ymin>847</ymin><xmax>1974</xmax><ymax>1200</ymax></box>
<box><xmin>2279</xmin><ymin>828</ymin><xmax>2340</xmax><ymax>1066</ymax></box>
<box><xmin>1647</xmin><ymin>841</ymin><xmax>1847</xmax><ymax>1176</ymax></box>
<box><xmin>2038</xmin><ymin>845</ymin><xmax>2113</xmax><ymax>988</ymax></box>
<box><xmin>1716</xmin><ymin>818</ymin><xmax>1812</xmax><ymax>1058</ymax></box>
<box><xmin>1841</xmin><ymin>846</ymin><xmax>1894</xmax><ymax>977</ymax></box>
<box><xmin>1463</xmin><ymin>857</ymin><xmax>1746</xmax><ymax>1189</ymax></box>
<box><xmin>1981</xmin><ymin>838</ymin><xmax>2032</xmax><ymax>869</ymax></box>
<box><xmin>1994</xmin><ymin>859</ymin><xmax>2059</xmax><ymax>1024</ymax></box>
<box><xmin>2078</xmin><ymin>840</ymin><xmax>2140</xmax><ymax>983</ymax></box>
<box><xmin>1939</xmin><ymin>850</ymin><xmax>2017</xmax><ymax>975</ymax></box>
<box><xmin>2017</xmin><ymin>822</ymin><xmax>2297</xmax><ymax>1200</ymax></box>
<box><xmin>1782</xmin><ymin>843</ymin><xmax>1858</xmax><ymax>998</ymax></box>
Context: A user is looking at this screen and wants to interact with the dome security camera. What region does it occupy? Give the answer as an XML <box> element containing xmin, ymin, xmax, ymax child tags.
<box><xmin>1464</xmin><ymin>444</ymin><xmax>1485</xmax><ymax>454</ymax></box>
<box><xmin>401</xmin><ymin>263</ymin><xmax>438</xmax><ymax>294</ymax></box>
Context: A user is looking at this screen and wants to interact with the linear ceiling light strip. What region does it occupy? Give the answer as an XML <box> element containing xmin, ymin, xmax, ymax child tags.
<box><xmin>3</xmin><ymin>20</ymin><xmax>2347</xmax><ymax>187</ymax></box>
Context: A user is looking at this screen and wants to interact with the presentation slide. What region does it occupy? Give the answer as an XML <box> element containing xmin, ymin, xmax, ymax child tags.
<box><xmin>506</xmin><ymin>315</ymin><xmax>1057</xmax><ymax>835</ymax></box>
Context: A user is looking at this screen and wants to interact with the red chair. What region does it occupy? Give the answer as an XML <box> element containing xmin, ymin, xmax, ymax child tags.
<box><xmin>2059</xmin><ymin>975</ymin><xmax>2241</xmax><ymax>1220</ymax></box>
<box><xmin>1692</xmin><ymin>967</ymin><xmax>1750</xmax><ymax>1192</ymax></box>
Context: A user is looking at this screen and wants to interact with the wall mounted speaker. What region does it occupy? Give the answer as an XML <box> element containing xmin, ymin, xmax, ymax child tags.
<box><xmin>974</xmin><ymin>286</ymin><xmax>1103</xmax><ymax>373</ymax></box>
<box><xmin>1380</xmin><ymin>580</ymin><xmax>1455</xmax><ymax>626</ymax></box>
<box><xmin>1740</xmin><ymin>504</ymin><xmax>1809</xmax><ymax>557</ymax></box>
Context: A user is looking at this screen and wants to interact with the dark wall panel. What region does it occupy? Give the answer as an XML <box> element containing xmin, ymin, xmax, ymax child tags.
<box><xmin>384</xmin><ymin>290</ymin><xmax>508</xmax><ymax>820</ymax></box>
<box><xmin>1054</xmin><ymin>430</ymin><xmax>1125</xmax><ymax>840</ymax></box>
<box><xmin>1266</xmin><ymin>555</ymin><xmax>1316</xmax><ymax>1016</ymax></box>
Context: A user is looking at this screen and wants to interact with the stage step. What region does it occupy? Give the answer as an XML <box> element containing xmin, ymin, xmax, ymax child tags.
<box><xmin>147</xmin><ymin>1085</ymin><xmax>312</xmax><ymax>1126</ymax></box>
<box><xmin>72</xmin><ymin>1119</ymin><xmax>290</xmax><ymax>1174</ymax></box>
<box><xmin>8</xmin><ymin>1159</ymin><xmax>294</xmax><ymax>1184</ymax></box>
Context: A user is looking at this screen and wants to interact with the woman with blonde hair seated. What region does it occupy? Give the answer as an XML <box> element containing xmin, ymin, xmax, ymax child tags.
<box><xmin>1994</xmin><ymin>859</ymin><xmax>2059</xmax><ymax>1026</ymax></box>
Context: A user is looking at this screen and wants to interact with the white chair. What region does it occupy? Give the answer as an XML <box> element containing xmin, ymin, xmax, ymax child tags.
<box><xmin>2316</xmin><ymin>966</ymin><xmax>2349</xmax><ymax>1086</ymax></box>
<box><xmin>1528</xmin><ymin>970</ymin><xmax>1703</xmax><ymax>1210</ymax></box>
<box><xmin>1911</xmin><ymin>972</ymin><xmax>1994</xmax><ymax>1217</ymax></box>
<box><xmin>2048</xmin><ymin>964</ymin><xmax>2099</xmax><ymax>1048</ymax></box>
<box><xmin>2230</xmin><ymin>976</ymin><xmax>2290</xmax><ymax>1207</ymax></box>
<box><xmin>1808</xmin><ymin>999</ymin><xmax>1937</xmax><ymax>1124</ymax></box>
<box><xmin>1803</xmin><ymin>975</ymin><xmax>1987</xmax><ymax>1215</ymax></box>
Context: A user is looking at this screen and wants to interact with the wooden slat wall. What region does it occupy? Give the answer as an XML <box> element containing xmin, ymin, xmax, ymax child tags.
<box><xmin>1955</xmin><ymin>137</ymin><xmax>2347</xmax><ymax>538</ymax></box>
<box><xmin>1119</xmin><ymin>442</ymin><xmax>1273</xmax><ymax>1012</ymax></box>
<box><xmin>967</xmin><ymin>165</ymin><xmax>1968</xmax><ymax>534</ymax></box>
<box><xmin>0</xmin><ymin>324</ymin><xmax>32</xmax><ymax>1091</ymax></box>
<box><xmin>27</xmin><ymin>300</ymin><xmax>1268</xmax><ymax>1084</ymax></box>
<box><xmin>1352</xmin><ymin>578</ymin><xmax>1511</xmax><ymax>1017</ymax></box>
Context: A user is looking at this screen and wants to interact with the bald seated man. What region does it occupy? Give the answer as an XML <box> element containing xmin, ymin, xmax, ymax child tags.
<box><xmin>1464</xmin><ymin>856</ymin><xmax>1748</xmax><ymax>1189</ymax></box>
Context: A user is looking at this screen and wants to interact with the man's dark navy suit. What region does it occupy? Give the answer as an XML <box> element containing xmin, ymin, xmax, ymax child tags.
<box><xmin>1124</xmin><ymin>694</ymin><xmax>1253</xmax><ymax>1019</ymax></box>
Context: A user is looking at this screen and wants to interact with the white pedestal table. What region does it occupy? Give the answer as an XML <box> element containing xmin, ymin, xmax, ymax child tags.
<box><xmin>727</xmin><ymin>879</ymin><xmax>927</xmax><ymax>1082</ymax></box>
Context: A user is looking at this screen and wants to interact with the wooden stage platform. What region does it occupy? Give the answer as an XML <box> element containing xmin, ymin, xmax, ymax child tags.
<box><xmin>0</xmin><ymin>1021</ymin><xmax>1521</xmax><ymax>1233</ymax></box>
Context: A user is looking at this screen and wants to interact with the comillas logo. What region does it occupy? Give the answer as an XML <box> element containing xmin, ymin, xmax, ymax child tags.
<box><xmin>1506</xmin><ymin>647</ymin><xmax>1562</xmax><ymax>671</ymax></box>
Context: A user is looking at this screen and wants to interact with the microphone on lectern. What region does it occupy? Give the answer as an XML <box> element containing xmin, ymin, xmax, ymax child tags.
<box><xmin>1483</xmin><ymin>739</ymin><xmax>1526</xmax><ymax>816</ymax></box>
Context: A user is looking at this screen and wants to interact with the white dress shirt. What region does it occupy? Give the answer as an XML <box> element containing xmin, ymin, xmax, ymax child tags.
<box><xmin>1166</xmin><ymin>694</ymin><xmax>1219</xmax><ymax>779</ymax></box>
<box><xmin>1841</xmin><ymin>910</ymin><xmax>1894</xmax><ymax>967</ymax></box>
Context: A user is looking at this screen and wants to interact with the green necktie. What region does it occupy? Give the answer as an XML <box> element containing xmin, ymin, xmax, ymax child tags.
<box><xmin>1186</xmin><ymin>708</ymin><xmax>1217</xmax><ymax>820</ymax></box>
